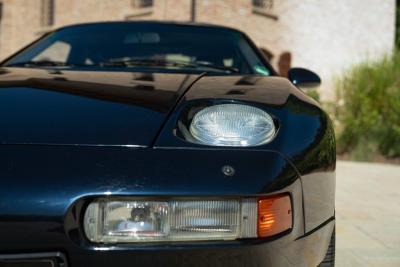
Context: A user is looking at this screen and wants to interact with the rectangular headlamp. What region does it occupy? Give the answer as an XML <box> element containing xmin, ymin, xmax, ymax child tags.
<box><xmin>83</xmin><ymin>196</ymin><xmax>291</xmax><ymax>243</ymax></box>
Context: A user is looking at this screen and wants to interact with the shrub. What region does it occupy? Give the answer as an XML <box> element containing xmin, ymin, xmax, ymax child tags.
<box><xmin>335</xmin><ymin>52</ymin><xmax>400</xmax><ymax>160</ymax></box>
<box><xmin>305</xmin><ymin>88</ymin><xmax>320</xmax><ymax>102</ymax></box>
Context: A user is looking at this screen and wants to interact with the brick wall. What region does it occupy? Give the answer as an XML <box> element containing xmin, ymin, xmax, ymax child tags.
<box><xmin>0</xmin><ymin>0</ymin><xmax>395</xmax><ymax>99</ymax></box>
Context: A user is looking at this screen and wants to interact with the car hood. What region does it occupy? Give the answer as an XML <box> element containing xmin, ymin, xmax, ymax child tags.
<box><xmin>0</xmin><ymin>68</ymin><xmax>318</xmax><ymax>148</ymax></box>
<box><xmin>0</xmin><ymin>67</ymin><xmax>200</xmax><ymax>146</ymax></box>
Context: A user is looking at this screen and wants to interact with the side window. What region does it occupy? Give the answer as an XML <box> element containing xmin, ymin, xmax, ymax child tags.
<box><xmin>126</xmin><ymin>0</ymin><xmax>154</xmax><ymax>20</ymax></box>
<box><xmin>40</xmin><ymin>0</ymin><xmax>55</xmax><ymax>27</ymax></box>
<box><xmin>0</xmin><ymin>2</ymin><xmax>3</xmax><ymax>22</ymax></box>
<box><xmin>252</xmin><ymin>0</ymin><xmax>277</xmax><ymax>19</ymax></box>
<box><xmin>131</xmin><ymin>0</ymin><xmax>153</xmax><ymax>8</ymax></box>
<box><xmin>33</xmin><ymin>41</ymin><xmax>71</xmax><ymax>63</ymax></box>
<box><xmin>252</xmin><ymin>0</ymin><xmax>273</xmax><ymax>11</ymax></box>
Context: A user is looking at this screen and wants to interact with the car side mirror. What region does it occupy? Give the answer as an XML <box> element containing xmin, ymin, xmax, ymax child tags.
<box><xmin>288</xmin><ymin>68</ymin><xmax>321</xmax><ymax>88</ymax></box>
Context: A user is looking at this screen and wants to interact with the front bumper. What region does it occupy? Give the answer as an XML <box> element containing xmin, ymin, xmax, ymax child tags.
<box><xmin>0</xmin><ymin>178</ymin><xmax>334</xmax><ymax>267</ymax></box>
<box><xmin>0</xmin><ymin>252</ymin><xmax>67</xmax><ymax>267</ymax></box>
<box><xmin>0</xmin><ymin>219</ymin><xmax>334</xmax><ymax>267</ymax></box>
<box><xmin>0</xmin><ymin>146</ymin><xmax>334</xmax><ymax>266</ymax></box>
<box><xmin>78</xmin><ymin>220</ymin><xmax>334</xmax><ymax>267</ymax></box>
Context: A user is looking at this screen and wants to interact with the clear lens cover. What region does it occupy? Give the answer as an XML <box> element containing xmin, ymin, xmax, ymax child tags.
<box><xmin>84</xmin><ymin>201</ymin><xmax>169</xmax><ymax>243</ymax></box>
<box><xmin>84</xmin><ymin>199</ymin><xmax>257</xmax><ymax>243</ymax></box>
<box><xmin>169</xmin><ymin>200</ymin><xmax>240</xmax><ymax>241</ymax></box>
<box><xmin>189</xmin><ymin>104</ymin><xmax>276</xmax><ymax>147</ymax></box>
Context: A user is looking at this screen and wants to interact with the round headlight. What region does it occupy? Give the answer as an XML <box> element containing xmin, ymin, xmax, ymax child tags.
<box><xmin>189</xmin><ymin>104</ymin><xmax>276</xmax><ymax>147</ymax></box>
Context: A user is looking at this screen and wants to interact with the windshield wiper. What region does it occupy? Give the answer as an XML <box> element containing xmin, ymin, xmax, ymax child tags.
<box><xmin>6</xmin><ymin>60</ymin><xmax>88</xmax><ymax>68</ymax></box>
<box><xmin>102</xmin><ymin>58</ymin><xmax>239</xmax><ymax>73</ymax></box>
<box><xmin>6</xmin><ymin>59</ymin><xmax>240</xmax><ymax>73</ymax></box>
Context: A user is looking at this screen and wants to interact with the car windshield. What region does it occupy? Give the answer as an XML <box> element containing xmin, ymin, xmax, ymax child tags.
<box><xmin>3</xmin><ymin>22</ymin><xmax>272</xmax><ymax>75</ymax></box>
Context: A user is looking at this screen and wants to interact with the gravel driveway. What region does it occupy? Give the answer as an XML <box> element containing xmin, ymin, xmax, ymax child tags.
<box><xmin>336</xmin><ymin>161</ymin><xmax>400</xmax><ymax>266</ymax></box>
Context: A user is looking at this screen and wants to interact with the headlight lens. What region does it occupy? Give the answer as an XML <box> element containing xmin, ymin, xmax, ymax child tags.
<box><xmin>83</xmin><ymin>196</ymin><xmax>292</xmax><ymax>243</ymax></box>
<box><xmin>84</xmin><ymin>199</ymin><xmax>252</xmax><ymax>243</ymax></box>
<box><xmin>189</xmin><ymin>104</ymin><xmax>275</xmax><ymax>147</ymax></box>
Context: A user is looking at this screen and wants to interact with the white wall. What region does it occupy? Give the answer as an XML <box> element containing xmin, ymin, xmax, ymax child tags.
<box><xmin>277</xmin><ymin>0</ymin><xmax>396</xmax><ymax>99</ymax></box>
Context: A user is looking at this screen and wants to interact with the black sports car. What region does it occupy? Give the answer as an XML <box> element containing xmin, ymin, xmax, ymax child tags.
<box><xmin>0</xmin><ymin>22</ymin><xmax>335</xmax><ymax>267</ymax></box>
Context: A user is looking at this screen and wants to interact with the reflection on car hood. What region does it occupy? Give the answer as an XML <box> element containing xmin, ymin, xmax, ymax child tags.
<box><xmin>0</xmin><ymin>67</ymin><xmax>200</xmax><ymax>146</ymax></box>
<box><xmin>0</xmin><ymin>67</ymin><xmax>315</xmax><ymax>146</ymax></box>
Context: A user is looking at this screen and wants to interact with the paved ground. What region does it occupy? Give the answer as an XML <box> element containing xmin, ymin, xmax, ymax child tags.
<box><xmin>336</xmin><ymin>161</ymin><xmax>400</xmax><ymax>267</ymax></box>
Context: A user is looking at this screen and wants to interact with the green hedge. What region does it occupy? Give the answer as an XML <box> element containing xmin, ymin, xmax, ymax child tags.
<box><xmin>335</xmin><ymin>52</ymin><xmax>400</xmax><ymax>160</ymax></box>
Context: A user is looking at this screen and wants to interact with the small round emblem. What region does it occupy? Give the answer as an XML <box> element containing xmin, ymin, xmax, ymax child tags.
<box><xmin>222</xmin><ymin>165</ymin><xmax>235</xmax><ymax>176</ymax></box>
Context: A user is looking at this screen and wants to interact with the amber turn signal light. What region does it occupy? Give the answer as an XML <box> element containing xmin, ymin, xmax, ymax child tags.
<box><xmin>257</xmin><ymin>194</ymin><xmax>292</xmax><ymax>238</ymax></box>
